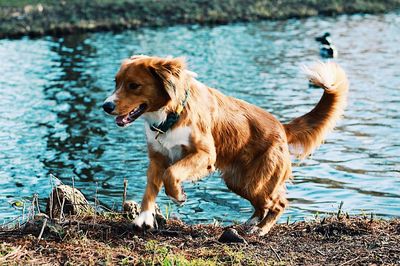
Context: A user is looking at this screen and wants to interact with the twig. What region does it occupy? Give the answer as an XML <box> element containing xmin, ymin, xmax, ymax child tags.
<box><xmin>269</xmin><ymin>245</ymin><xmax>281</xmax><ymax>262</ymax></box>
<box><xmin>59</xmin><ymin>197</ymin><xmax>66</xmax><ymax>221</ymax></box>
<box><xmin>72</xmin><ymin>176</ymin><xmax>76</xmax><ymax>212</ymax></box>
<box><xmin>35</xmin><ymin>193</ymin><xmax>41</xmax><ymax>214</ymax></box>
<box><xmin>22</xmin><ymin>201</ymin><xmax>25</xmax><ymax>224</ymax></box>
<box><xmin>123</xmin><ymin>178</ymin><xmax>128</xmax><ymax>209</ymax></box>
<box><xmin>340</xmin><ymin>256</ymin><xmax>359</xmax><ymax>266</ymax></box>
<box><xmin>316</xmin><ymin>249</ymin><xmax>325</xmax><ymax>256</ymax></box>
<box><xmin>49</xmin><ymin>184</ymin><xmax>54</xmax><ymax>219</ymax></box>
<box><xmin>37</xmin><ymin>218</ymin><xmax>48</xmax><ymax>242</ymax></box>
<box><xmin>337</xmin><ymin>201</ymin><xmax>344</xmax><ymax>219</ymax></box>
<box><xmin>93</xmin><ymin>182</ymin><xmax>98</xmax><ymax>224</ymax></box>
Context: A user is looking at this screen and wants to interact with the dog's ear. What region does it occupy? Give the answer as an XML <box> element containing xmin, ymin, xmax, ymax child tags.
<box><xmin>148</xmin><ymin>57</ymin><xmax>186</xmax><ymax>103</ymax></box>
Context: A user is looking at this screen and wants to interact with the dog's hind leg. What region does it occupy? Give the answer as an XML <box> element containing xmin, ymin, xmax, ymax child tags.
<box><xmin>233</xmin><ymin>145</ymin><xmax>291</xmax><ymax>235</ymax></box>
<box><xmin>255</xmin><ymin>190</ymin><xmax>288</xmax><ymax>236</ymax></box>
<box><xmin>222</xmin><ymin>173</ymin><xmax>267</xmax><ymax>226</ymax></box>
<box><xmin>245</xmin><ymin>208</ymin><xmax>267</xmax><ymax>225</ymax></box>
<box><xmin>225</xmin><ymin>182</ymin><xmax>285</xmax><ymax>230</ymax></box>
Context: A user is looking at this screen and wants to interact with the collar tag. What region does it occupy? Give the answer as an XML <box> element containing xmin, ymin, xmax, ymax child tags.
<box><xmin>176</xmin><ymin>104</ymin><xmax>183</xmax><ymax>114</ymax></box>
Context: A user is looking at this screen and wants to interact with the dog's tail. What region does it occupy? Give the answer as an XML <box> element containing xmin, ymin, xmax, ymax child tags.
<box><xmin>284</xmin><ymin>62</ymin><xmax>349</xmax><ymax>158</ymax></box>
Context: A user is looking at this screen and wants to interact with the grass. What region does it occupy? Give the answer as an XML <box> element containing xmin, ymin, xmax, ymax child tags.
<box><xmin>1</xmin><ymin>0</ymin><xmax>400</xmax><ymax>38</ymax></box>
<box><xmin>0</xmin><ymin>0</ymin><xmax>133</xmax><ymax>8</ymax></box>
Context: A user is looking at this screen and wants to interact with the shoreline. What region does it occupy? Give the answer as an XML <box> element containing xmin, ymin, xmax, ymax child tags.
<box><xmin>1</xmin><ymin>214</ymin><xmax>399</xmax><ymax>265</ymax></box>
<box><xmin>1</xmin><ymin>0</ymin><xmax>400</xmax><ymax>39</ymax></box>
<box><xmin>1</xmin><ymin>185</ymin><xmax>399</xmax><ymax>264</ymax></box>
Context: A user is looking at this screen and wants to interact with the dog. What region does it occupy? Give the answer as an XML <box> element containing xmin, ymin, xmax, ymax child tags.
<box><xmin>103</xmin><ymin>55</ymin><xmax>348</xmax><ymax>235</ymax></box>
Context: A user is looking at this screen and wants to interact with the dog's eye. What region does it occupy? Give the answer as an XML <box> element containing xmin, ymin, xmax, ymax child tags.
<box><xmin>128</xmin><ymin>83</ymin><xmax>140</xmax><ymax>90</ymax></box>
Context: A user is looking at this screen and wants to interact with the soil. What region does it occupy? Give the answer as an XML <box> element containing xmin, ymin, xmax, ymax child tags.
<box><xmin>1</xmin><ymin>215</ymin><xmax>399</xmax><ymax>265</ymax></box>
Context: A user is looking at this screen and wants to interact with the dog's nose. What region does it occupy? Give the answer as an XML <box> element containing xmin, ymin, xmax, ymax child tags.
<box><xmin>103</xmin><ymin>101</ymin><xmax>115</xmax><ymax>114</ymax></box>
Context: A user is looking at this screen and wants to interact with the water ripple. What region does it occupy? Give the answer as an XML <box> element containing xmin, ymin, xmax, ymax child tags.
<box><xmin>0</xmin><ymin>12</ymin><xmax>399</xmax><ymax>224</ymax></box>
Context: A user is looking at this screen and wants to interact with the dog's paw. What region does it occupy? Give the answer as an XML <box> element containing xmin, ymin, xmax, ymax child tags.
<box><xmin>165</xmin><ymin>186</ymin><xmax>187</xmax><ymax>206</ymax></box>
<box><xmin>167</xmin><ymin>191</ymin><xmax>187</xmax><ymax>206</ymax></box>
<box><xmin>245</xmin><ymin>225</ymin><xmax>270</xmax><ymax>236</ymax></box>
<box><xmin>133</xmin><ymin>211</ymin><xmax>157</xmax><ymax>230</ymax></box>
<box><xmin>244</xmin><ymin>225</ymin><xmax>263</xmax><ymax>235</ymax></box>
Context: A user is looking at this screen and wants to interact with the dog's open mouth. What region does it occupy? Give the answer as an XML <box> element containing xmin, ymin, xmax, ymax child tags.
<box><xmin>115</xmin><ymin>103</ymin><xmax>147</xmax><ymax>127</ymax></box>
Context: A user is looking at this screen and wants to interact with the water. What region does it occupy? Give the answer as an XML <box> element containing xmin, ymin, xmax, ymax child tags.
<box><xmin>1</xmin><ymin>12</ymin><xmax>399</xmax><ymax>225</ymax></box>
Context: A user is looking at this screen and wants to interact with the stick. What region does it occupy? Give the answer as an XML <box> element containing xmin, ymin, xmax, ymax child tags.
<box><xmin>59</xmin><ymin>197</ymin><xmax>66</xmax><ymax>221</ymax></box>
<box><xmin>35</xmin><ymin>194</ymin><xmax>41</xmax><ymax>214</ymax></box>
<box><xmin>316</xmin><ymin>249</ymin><xmax>325</xmax><ymax>256</ymax></box>
<box><xmin>37</xmin><ymin>218</ymin><xmax>47</xmax><ymax>242</ymax></box>
<box><xmin>123</xmin><ymin>178</ymin><xmax>128</xmax><ymax>208</ymax></box>
<box><xmin>49</xmin><ymin>185</ymin><xmax>54</xmax><ymax>219</ymax></box>
<box><xmin>93</xmin><ymin>182</ymin><xmax>98</xmax><ymax>224</ymax></box>
<box><xmin>72</xmin><ymin>176</ymin><xmax>76</xmax><ymax>210</ymax></box>
<box><xmin>270</xmin><ymin>245</ymin><xmax>281</xmax><ymax>262</ymax></box>
<box><xmin>340</xmin><ymin>256</ymin><xmax>359</xmax><ymax>266</ymax></box>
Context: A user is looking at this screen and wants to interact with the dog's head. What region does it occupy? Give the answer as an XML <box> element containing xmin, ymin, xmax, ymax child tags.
<box><xmin>103</xmin><ymin>55</ymin><xmax>187</xmax><ymax>127</ymax></box>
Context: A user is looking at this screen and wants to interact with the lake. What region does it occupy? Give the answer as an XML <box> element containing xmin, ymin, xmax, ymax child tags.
<box><xmin>1</xmin><ymin>12</ymin><xmax>399</xmax><ymax>224</ymax></box>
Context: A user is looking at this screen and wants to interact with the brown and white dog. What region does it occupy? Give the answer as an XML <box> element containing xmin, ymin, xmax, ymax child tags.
<box><xmin>103</xmin><ymin>55</ymin><xmax>348</xmax><ymax>235</ymax></box>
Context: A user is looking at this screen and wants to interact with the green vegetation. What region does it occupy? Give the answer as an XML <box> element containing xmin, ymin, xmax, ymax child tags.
<box><xmin>1</xmin><ymin>0</ymin><xmax>400</xmax><ymax>38</ymax></box>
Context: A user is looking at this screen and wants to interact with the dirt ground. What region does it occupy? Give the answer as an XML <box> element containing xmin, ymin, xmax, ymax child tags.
<box><xmin>1</xmin><ymin>214</ymin><xmax>399</xmax><ymax>265</ymax></box>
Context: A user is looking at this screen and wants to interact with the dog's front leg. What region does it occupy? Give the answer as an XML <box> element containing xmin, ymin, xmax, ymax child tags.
<box><xmin>163</xmin><ymin>148</ymin><xmax>215</xmax><ymax>204</ymax></box>
<box><xmin>134</xmin><ymin>155</ymin><xmax>167</xmax><ymax>229</ymax></box>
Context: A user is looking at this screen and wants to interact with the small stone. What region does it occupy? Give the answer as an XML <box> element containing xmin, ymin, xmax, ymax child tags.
<box><xmin>123</xmin><ymin>200</ymin><xmax>140</xmax><ymax>215</ymax></box>
<box><xmin>218</xmin><ymin>228</ymin><xmax>247</xmax><ymax>244</ymax></box>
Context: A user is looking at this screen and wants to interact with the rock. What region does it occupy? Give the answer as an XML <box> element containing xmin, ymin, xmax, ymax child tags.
<box><xmin>123</xmin><ymin>200</ymin><xmax>140</xmax><ymax>215</ymax></box>
<box><xmin>23</xmin><ymin>213</ymin><xmax>64</xmax><ymax>239</ymax></box>
<box><xmin>218</xmin><ymin>228</ymin><xmax>247</xmax><ymax>244</ymax></box>
<box><xmin>46</xmin><ymin>185</ymin><xmax>94</xmax><ymax>219</ymax></box>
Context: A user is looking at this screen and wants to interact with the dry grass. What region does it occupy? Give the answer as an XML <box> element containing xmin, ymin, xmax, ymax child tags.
<box><xmin>1</xmin><ymin>213</ymin><xmax>400</xmax><ymax>265</ymax></box>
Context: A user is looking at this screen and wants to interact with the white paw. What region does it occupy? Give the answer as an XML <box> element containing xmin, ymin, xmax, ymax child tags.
<box><xmin>133</xmin><ymin>210</ymin><xmax>156</xmax><ymax>229</ymax></box>
<box><xmin>246</xmin><ymin>226</ymin><xmax>263</xmax><ymax>235</ymax></box>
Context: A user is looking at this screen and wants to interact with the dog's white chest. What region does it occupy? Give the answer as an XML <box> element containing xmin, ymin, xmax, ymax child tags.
<box><xmin>145</xmin><ymin>125</ymin><xmax>192</xmax><ymax>162</ymax></box>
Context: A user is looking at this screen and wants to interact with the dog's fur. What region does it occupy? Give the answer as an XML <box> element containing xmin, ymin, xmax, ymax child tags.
<box><xmin>104</xmin><ymin>55</ymin><xmax>348</xmax><ymax>235</ymax></box>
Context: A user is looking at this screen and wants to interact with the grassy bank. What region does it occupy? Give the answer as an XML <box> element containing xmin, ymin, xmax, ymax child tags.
<box><xmin>1</xmin><ymin>214</ymin><xmax>400</xmax><ymax>265</ymax></box>
<box><xmin>1</xmin><ymin>0</ymin><xmax>400</xmax><ymax>39</ymax></box>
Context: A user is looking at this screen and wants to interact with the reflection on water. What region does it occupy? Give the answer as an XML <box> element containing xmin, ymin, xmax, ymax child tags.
<box><xmin>0</xmin><ymin>12</ymin><xmax>399</xmax><ymax>224</ymax></box>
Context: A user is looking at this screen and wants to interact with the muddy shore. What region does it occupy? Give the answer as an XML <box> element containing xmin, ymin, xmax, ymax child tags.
<box><xmin>1</xmin><ymin>0</ymin><xmax>400</xmax><ymax>39</ymax></box>
<box><xmin>1</xmin><ymin>215</ymin><xmax>399</xmax><ymax>265</ymax></box>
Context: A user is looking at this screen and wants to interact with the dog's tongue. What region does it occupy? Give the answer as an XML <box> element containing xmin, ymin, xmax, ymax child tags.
<box><xmin>115</xmin><ymin>104</ymin><xmax>147</xmax><ymax>127</ymax></box>
<box><xmin>115</xmin><ymin>114</ymin><xmax>131</xmax><ymax>127</ymax></box>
